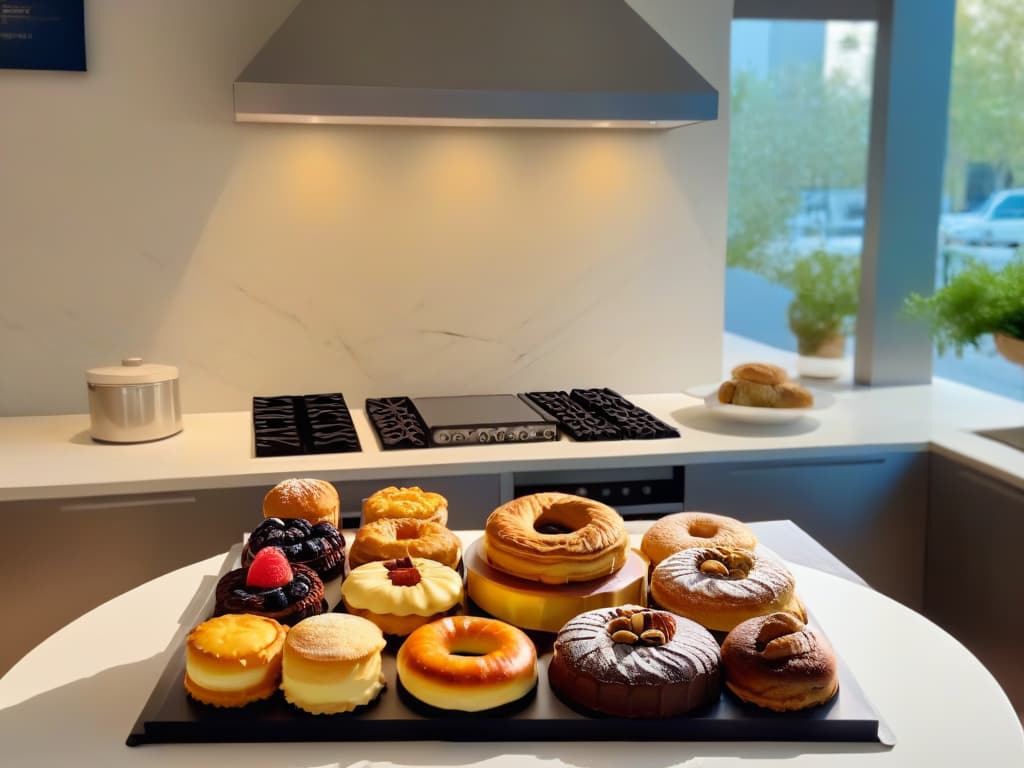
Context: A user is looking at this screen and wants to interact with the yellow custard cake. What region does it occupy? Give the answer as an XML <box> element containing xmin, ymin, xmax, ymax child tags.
<box><xmin>341</xmin><ymin>556</ymin><xmax>464</xmax><ymax>635</ymax></box>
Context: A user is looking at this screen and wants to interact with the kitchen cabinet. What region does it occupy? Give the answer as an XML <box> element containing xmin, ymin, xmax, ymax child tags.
<box><xmin>684</xmin><ymin>451</ymin><xmax>929</xmax><ymax>610</ymax></box>
<box><xmin>924</xmin><ymin>453</ymin><xmax>1024</xmax><ymax>719</ymax></box>
<box><xmin>0</xmin><ymin>473</ymin><xmax>502</xmax><ymax>677</ymax></box>
<box><xmin>1</xmin><ymin>486</ymin><xmax>264</xmax><ymax>676</ymax></box>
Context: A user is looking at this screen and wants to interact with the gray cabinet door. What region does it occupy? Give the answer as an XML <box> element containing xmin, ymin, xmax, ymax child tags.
<box><xmin>0</xmin><ymin>474</ymin><xmax>501</xmax><ymax>676</ymax></box>
<box><xmin>685</xmin><ymin>451</ymin><xmax>928</xmax><ymax>609</ymax></box>
<box><xmin>925</xmin><ymin>454</ymin><xmax>1024</xmax><ymax>719</ymax></box>
<box><xmin>1</xmin><ymin>486</ymin><xmax>265</xmax><ymax>676</ymax></box>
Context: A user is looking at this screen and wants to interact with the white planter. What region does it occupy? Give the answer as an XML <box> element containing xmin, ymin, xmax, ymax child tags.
<box><xmin>795</xmin><ymin>333</ymin><xmax>846</xmax><ymax>379</ymax></box>
<box><xmin>796</xmin><ymin>354</ymin><xmax>846</xmax><ymax>379</ymax></box>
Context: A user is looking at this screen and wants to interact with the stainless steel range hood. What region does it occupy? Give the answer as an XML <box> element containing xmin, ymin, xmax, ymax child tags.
<box><xmin>234</xmin><ymin>0</ymin><xmax>718</xmax><ymax>129</ymax></box>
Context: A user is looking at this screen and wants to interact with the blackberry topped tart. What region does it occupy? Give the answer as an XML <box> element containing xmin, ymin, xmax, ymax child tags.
<box><xmin>243</xmin><ymin>516</ymin><xmax>346</xmax><ymax>579</ymax></box>
<box><xmin>216</xmin><ymin>547</ymin><xmax>325</xmax><ymax>626</ymax></box>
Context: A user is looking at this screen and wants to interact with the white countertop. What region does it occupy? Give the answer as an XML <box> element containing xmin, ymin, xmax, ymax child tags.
<box><xmin>1</xmin><ymin>376</ymin><xmax>1023</xmax><ymax>502</ymax></box>
<box><xmin>2</xmin><ymin>528</ymin><xmax>1021</xmax><ymax>765</ymax></box>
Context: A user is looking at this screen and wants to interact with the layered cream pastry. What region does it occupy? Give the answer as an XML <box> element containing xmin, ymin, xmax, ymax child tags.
<box><xmin>341</xmin><ymin>556</ymin><xmax>464</xmax><ymax>635</ymax></box>
<box><xmin>281</xmin><ymin>613</ymin><xmax>386</xmax><ymax>714</ymax></box>
<box><xmin>184</xmin><ymin>613</ymin><xmax>287</xmax><ymax>708</ymax></box>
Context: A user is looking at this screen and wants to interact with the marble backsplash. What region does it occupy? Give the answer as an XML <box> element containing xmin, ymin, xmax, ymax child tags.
<box><xmin>0</xmin><ymin>0</ymin><xmax>729</xmax><ymax>416</ymax></box>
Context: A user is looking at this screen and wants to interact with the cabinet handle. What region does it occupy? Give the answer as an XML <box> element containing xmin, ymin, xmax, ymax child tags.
<box><xmin>726</xmin><ymin>457</ymin><xmax>886</xmax><ymax>475</ymax></box>
<box><xmin>60</xmin><ymin>495</ymin><xmax>197</xmax><ymax>512</ymax></box>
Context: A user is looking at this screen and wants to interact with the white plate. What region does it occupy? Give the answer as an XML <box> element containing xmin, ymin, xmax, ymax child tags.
<box><xmin>686</xmin><ymin>383</ymin><xmax>834</xmax><ymax>425</ymax></box>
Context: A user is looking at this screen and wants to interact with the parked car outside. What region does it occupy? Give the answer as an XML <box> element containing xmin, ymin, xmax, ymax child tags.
<box><xmin>940</xmin><ymin>188</ymin><xmax>1024</xmax><ymax>248</ymax></box>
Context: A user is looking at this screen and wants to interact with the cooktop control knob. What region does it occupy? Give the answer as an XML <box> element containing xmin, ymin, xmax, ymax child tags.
<box><xmin>435</xmin><ymin>431</ymin><xmax>451</xmax><ymax>444</ymax></box>
<box><xmin>517</xmin><ymin>430</ymin><xmax>529</xmax><ymax>441</ymax></box>
<box><xmin>478</xmin><ymin>431</ymin><xmax>491</xmax><ymax>443</ymax></box>
<box><xmin>452</xmin><ymin>432</ymin><xmax>466</xmax><ymax>443</ymax></box>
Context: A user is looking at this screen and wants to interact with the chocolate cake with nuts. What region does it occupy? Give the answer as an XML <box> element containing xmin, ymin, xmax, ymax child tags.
<box><xmin>548</xmin><ymin>605</ymin><xmax>721</xmax><ymax>718</ymax></box>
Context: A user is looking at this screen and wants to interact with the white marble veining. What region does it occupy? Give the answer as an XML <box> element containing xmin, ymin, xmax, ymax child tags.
<box><xmin>0</xmin><ymin>0</ymin><xmax>730</xmax><ymax>417</ymax></box>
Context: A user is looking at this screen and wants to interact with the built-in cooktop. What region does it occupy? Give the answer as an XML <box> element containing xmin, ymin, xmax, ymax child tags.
<box><xmin>413</xmin><ymin>394</ymin><xmax>558</xmax><ymax>446</ymax></box>
<box><xmin>363</xmin><ymin>390</ymin><xmax>679</xmax><ymax>451</ymax></box>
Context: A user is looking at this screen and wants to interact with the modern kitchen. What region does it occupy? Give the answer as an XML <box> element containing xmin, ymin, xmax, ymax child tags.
<box><xmin>1</xmin><ymin>1</ymin><xmax>1022</xmax><ymax>766</ymax></box>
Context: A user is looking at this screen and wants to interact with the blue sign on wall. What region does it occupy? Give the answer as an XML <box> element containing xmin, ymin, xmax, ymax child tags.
<box><xmin>0</xmin><ymin>1</ymin><xmax>86</xmax><ymax>71</ymax></box>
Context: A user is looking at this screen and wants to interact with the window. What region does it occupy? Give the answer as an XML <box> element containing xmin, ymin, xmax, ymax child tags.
<box><xmin>725</xmin><ymin>18</ymin><xmax>876</xmax><ymax>369</ymax></box>
<box><xmin>935</xmin><ymin>0</ymin><xmax>1024</xmax><ymax>401</ymax></box>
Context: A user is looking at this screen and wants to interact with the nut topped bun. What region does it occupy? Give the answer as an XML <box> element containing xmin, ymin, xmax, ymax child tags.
<box><xmin>721</xmin><ymin>612</ymin><xmax>838</xmax><ymax>711</ymax></box>
<box><xmin>263</xmin><ymin>478</ymin><xmax>339</xmax><ymax>529</ymax></box>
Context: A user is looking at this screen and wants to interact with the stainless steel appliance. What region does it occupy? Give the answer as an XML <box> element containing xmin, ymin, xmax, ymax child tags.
<box><xmin>86</xmin><ymin>357</ymin><xmax>182</xmax><ymax>443</ymax></box>
<box><xmin>412</xmin><ymin>394</ymin><xmax>558</xmax><ymax>446</ymax></box>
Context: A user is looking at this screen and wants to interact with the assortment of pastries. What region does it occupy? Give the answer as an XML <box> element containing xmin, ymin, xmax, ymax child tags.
<box><xmin>186</xmin><ymin>479</ymin><xmax>840</xmax><ymax>724</ymax></box>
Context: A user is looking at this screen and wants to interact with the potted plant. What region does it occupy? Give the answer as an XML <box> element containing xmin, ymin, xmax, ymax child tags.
<box><xmin>777</xmin><ymin>250</ymin><xmax>860</xmax><ymax>377</ymax></box>
<box><xmin>905</xmin><ymin>254</ymin><xmax>1024</xmax><ymax>365</ymax></box>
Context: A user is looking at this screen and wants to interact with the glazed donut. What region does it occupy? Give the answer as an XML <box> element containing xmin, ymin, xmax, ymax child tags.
<box><xmin>721</xmin><ymin>612</ymin><xmax>839</xmax><ymax>711</ymax></box>
<box><xmin>396</xmin><ymin>616</ymin><xmax>537</xmax><ymax>711</ymax></box>
<box><xmin>483</xmin><ymin>492</ymin><xmax>629</xmax><ymax>584</ymax></box>
<box><xmin>363</xmin><ymin>486</ymin><xmax>448</xmax><ymax>526</ymax></box>
<box><xmin>549</xmin><ymin>605</ymin><xmax>721</xmax><ymax>718</ymax></box>
<box><xmin>650</xmin><ymin>546</ymin><xmax>806</xmax><ymax>632</ymax></box>
<box><xmin>641</xmin><ymin>512</ymin><xmax>758</xmax><ymax>566</ymax></box>
<box><xmin>348</xmin><ymin>517</ymin><xmax>461</xmax><ymax>571</ymax></box>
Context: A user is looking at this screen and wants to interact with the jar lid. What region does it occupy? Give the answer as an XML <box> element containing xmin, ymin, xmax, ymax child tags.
<box><xmin>86</xmin><ymin>357</ymin><xmax>179</xmax><ymax>385</ymax></box>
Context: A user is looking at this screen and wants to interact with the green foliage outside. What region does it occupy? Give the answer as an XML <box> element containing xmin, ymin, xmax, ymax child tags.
<box><xmin>728</xmin><ymin>5</ymin><xmax>1024</xmax><ymax>353</ymax></box>
<box><xmin>727</xmin><ymin>66</ymin><xmax>870</xmax><ymax>274</ymax></box>
<box><xmin>782</xmin><ymin>252</ymin><xmax>861</xmax><ymax>355</ymax></box>
<box><xmin>945</xmin><ymin>0</ymin><xmax>1024</xmax><ymax>205</ymax></box>
<box><xmin>728</xmin><ymin>64</ymin><xmax>868</xmax><ymax>349</ymax></box>
<box><xmin>905</xmin><ymin>255</ymin><xmax>1024</xmax><ymax>355</ymax></box>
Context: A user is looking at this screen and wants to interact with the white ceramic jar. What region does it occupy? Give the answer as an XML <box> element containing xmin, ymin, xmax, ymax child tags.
<box><xmin>86</xmin><ymin>358</ymin><xmax>183</xmax><ymax>443</ymax></box>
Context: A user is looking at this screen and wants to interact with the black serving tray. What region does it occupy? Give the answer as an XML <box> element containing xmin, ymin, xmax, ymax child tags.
<box><xmin>127</xmin><ymin>547</ymin><xmax>895</xmax><ymax>746</ymax></box>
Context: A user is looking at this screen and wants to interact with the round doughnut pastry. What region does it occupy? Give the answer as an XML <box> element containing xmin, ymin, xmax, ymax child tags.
<box><xmin>396</xmin><ymin>616</ymin><xmax>537</xmax><ymax>712</ymax></box>
<box><xmin>184</xmin><ymin>614</ymin><xmax>287</xmax><ymax>708</ymax></box>
<box><xmin>721</xmin><ymin>612</ymin><xmax>839</xmax><ymax>711</ymax></box>
<box><xmin>650</xmin><ymin>546</ymin><xmax>806</xmax><ymax>632</ymax></box>
<box><xmin>341</xmin><ymin>556</ymin><xmax>464</xmax><ymax>636</ymax></box>
<box><xmin>549</xmin><ymin>605</ymin><xmax>721</xmax><ymax>718</ymax></box>
<box><xmin>263</xmin><ymin>478</ymin><xmax>340</xmax><ymax>529</ymax></box>
<box><xmin>641</xmin><ymin>512</ymin><xmax>758</xmax><ymax>566</ymax></box>
<box><xmin>281</xmin><ymin>613</ymin><xmax>387</xmax><ymax>714</ymax></box>
<box><xmin>483</xmin><ymin>492</ymin><xmax>629</xmax><ymax>584</ymax></box>
<box><xmin>731</xmin><ymin>362</ymin><xmax>788</xmax><ymax>385</ymax></box>
<box><xmin>363</xmin><ymin>486</ymin><xmax>449</xmax><ymax>526</ymax></box>
<box><xmin>243</xmin><ymin>517</ymin><xmax>346</xmax><ymax>580</ymax></box>
<box><xmin>348</xmin><ymin>517</ymin><xmax>461</xmax><ymax>571</ymax></box>
<box><xmin>215</xmin><ymin>548</ymin><xmax>324</xmax><ymax>625</ymax></box>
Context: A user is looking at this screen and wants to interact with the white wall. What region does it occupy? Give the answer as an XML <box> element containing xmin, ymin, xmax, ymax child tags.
<box><xmin>0</xmin><ymin>0</ymin><xmax>731</xmax><ymax>416</ymax></box>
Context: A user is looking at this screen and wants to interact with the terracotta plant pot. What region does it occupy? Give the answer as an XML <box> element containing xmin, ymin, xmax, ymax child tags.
<box><xmin>994</xmin><ymin>332</ymin><xmax>1024</xmax><ymax>367</ymax></box>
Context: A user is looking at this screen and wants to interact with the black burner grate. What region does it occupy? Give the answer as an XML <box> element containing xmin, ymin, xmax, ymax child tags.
<box><xmin>252</xmin><ymin>393</ymin><xmax>361</xmax><ymax>457</ymax></box>
<box><xmin>365</xmin><ymin>396</ymin><xmax>431</xmax><ymax>450</ymax></box>
<box><xmin>568</xmin><ymin>388</ymin><xmax>679</xmax><ymax>440</ymax></box>
<box><xmin>520</xmin><ymin>391</ymin><xmax>622</xmax><ymax>441</ymax></box>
